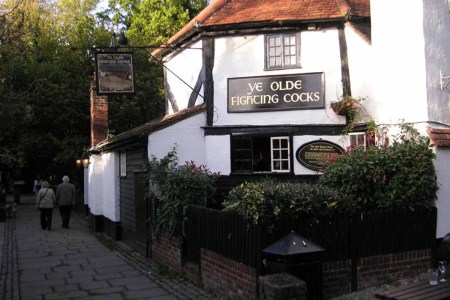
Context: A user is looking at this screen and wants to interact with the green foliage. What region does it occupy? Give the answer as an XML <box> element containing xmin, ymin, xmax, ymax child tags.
<box><xmin>320</xmin><ymin>124</ymin><xmax>437</xmax><ymax>212</ymax></box>
<box><xmin>223</xmin><ymin>178</ymin><xmax>338</xmax><ymax>225</ymax></box>
<box><xmin>147</xmin><ymin>147</ymin><xmax>219</xmax><ymax>238</ymax></box>
<box><xmin>100</xmin><ymin>0</ymin><xmax>207</xmax><ymax>46</ymax></box>
<box><xmin>225</xmin><ymin>125</ymin><xmax>438</xmax><ymax>224</ymax></box>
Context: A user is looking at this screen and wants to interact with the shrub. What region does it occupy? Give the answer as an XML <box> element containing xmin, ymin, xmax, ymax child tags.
<box><xmin>320</xmin><ymin>124</ymin><xmax>438</xmax><ymax>211</ymax></box>
<box><xmin>223</xmin><ymin>178</ymin><xmax>339</xmax><ymax>225</ymax></box>
<box><xmin>224</xmin><ymin>124</ymin><xmax>438</xmax><ymax>224</ymax></box>
<box><xmin>147</xmin><ymin>147</ymin><xmax>219</xmax><ymax>238</ymax></box>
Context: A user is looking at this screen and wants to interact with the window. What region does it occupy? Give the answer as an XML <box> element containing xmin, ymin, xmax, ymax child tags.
<box><xmin>231</xmin><ymin>135</ymin><xmax>291</xmax><ymax>173</ymax></box>
<box><xmin>349</xmin><ymin>133</ymin><xmax>366</xmax><ymax>148</ymax></box>
<box><xmin>349</xmin><ymin>132</ymin><xmax>378</xmax><ymax>149</ymax></box>
<box><xmin>120</xmin><ymin>152</ymin><xmax>127</xmax><ymax>177</ymax></box>
<box><xmin>265</xmin><ymin>33</ymin><xmax>301</xmax><ymax>69</ymax></box>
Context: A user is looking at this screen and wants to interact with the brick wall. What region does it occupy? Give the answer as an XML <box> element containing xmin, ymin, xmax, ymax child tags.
<box><xmin>323</xmin><ymin>259</ymin><xmax>352</xmax><ymax>299</ymax></box>
<box><xmin>357</xmin><ymin>249</ymin><xmax>430</xmax><ymax>290</ymax></box>
<box><xmin>151</xmin><ymin>240</ymin><xmax>431</xmax><ymax>300</ymax></box>
<box><xmin>152</xmin><ymin>236</ymin><xmax>182</xmax><ymax>272</ymax></box>
<box><xmin>90</xmin><ymin>80</ymin><xmax>108</xmax><ymax>146</ymax></box>
<box><xmin>201</xmin><ymin>249</ymin><xmax>257</xmax><ymax>299</ymax></box>
<box><xmin>322</xmin><ymin>249</ymin><xmax>431</xmax><ymax>298</ymax></box>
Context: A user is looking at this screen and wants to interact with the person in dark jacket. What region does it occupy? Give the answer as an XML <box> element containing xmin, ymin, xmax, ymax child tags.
<box><xmin>56</xmin><ymin>175</ymin><xmax>76</xmax><ymax>228</ymax></box>
<box><xmin>36</xmin><ymin>181</ymin><xmax>56</xmax><ymax>231</ymax></box>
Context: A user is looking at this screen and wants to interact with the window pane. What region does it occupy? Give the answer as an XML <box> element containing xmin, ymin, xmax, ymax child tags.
<box><xmin>282</xmin><ymin>161</ymin><xmax>289</xmax><ymax>170</ymax></box>
<box><xmin>275</xmin><ymin>37</ymin><xmax>281</xmax><ymax>46</ymax></box>
<box><xmin>281</xmin><ymin>150</ymin><xmax>289</xmax><ymax>158</ymax></box>
<box><xmin>273</xmin><ymin>139</ymin><xmax>280</xmax><ymax>148</ymax></box>
<box><xmin>275</xmin><ymin>57</ymin><xmax>281</xmax><ymax>66</ymax></box>
<box><xmin>281</xmin><ymin>139</ymin><xmax>288</xmax><ymax>148</ymax></box>
<box><xmin>273</xmin><ymin>150</ymin><xmax>280</xmax><ymax>159</ymax></box>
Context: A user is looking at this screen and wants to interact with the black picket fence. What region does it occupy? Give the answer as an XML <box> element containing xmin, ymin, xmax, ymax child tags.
<box><xmin>183</xmin><ymin>206</ymin><xmax>437</xmax><ymax>270</ymax></box>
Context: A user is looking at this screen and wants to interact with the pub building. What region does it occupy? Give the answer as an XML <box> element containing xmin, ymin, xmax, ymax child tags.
<box><xmin>85</xmin><ymin>0</ymin><xmax>450</xmax><ymax>272</ymax></box>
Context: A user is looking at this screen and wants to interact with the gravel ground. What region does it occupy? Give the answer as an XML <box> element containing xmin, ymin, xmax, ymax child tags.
<box><xmin>330</xmin><ymin>272</ymin><xmax>429</xmax><ymax>300</ymax></box>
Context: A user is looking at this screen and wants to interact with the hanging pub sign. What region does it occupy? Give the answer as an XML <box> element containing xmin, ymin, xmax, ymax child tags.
<box><xmin>228</xmin><ymin>72</ymin><xmax>324</xmax><ymax>113</ymax></box>
<box><xmin>296</xmin><ymin>140</ymin><xmax>344</xmax><ymax>171</ymax></box>
<box><xmin>95</xmin><ymin>52</ymin><xmax>134</xmax><ymax>95</ymax></box>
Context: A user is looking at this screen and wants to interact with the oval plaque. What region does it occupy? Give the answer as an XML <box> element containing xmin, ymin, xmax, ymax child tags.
<box><xmin>296</xmin><ymin>140</ymin><xmax>344</xmax><ymax>171</ymax></box>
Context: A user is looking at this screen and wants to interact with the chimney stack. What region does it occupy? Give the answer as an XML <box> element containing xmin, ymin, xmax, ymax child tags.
<box><xmin>90</xmin><ymin>78</ymin><xmax>108</xmax><ymax>147</ymax></box>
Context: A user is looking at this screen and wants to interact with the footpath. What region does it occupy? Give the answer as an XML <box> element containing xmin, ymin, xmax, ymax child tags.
<box><xmin>0</xmin><ymin>194</ymin><xmax>213</xmax><ymax>300</ymax></box>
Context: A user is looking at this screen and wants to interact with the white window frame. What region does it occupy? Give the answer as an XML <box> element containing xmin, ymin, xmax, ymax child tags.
<box><xmin>120</xmin><ymin>152</ymin><xmax>127</xmax><ymax>177</ymax></box>
<box><xmin>349</xmin><ymin>133</ymin><xmax>366</xmax><ymax>149</ymax></box>
<box><xmin>271</xmin><ymin>137</ymin><xmax>290</xmax><ymax>173</ymax></box>
<box><xmin>265</xmin><ymin>33</ymin><xmax>301</xmax><ymax>70</ymax></box>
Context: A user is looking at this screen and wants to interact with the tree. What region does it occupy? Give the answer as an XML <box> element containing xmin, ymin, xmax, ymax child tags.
<box><xmin>0</xmin><ymin>0</ymin><xmax>105</xmax><ymax>183</ymax></box>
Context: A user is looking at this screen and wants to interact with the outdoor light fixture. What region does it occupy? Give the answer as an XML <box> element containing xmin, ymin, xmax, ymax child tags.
<box><xmin>109</xmin><ymin>30</ymin><xmax>128</xmax><ymax>49</ymax></box>
<box><xmin>76</xmin><ymin>150</ymin><xmax>90</xmax><ymax>169</ymax></box>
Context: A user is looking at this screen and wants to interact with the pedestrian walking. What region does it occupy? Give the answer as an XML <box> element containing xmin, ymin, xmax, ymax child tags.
<box><xmin>36</xmin><ymin>181</ymin><xmax>56</xmax><ymax>231</ymax></box>
<box><xmin>56</xmin><ymin>175</ymin><xmax>76</xmax><ymax>228</ymax></box>
<box><xmin>33</xmin><ymin>175</ymin><xmax>43</xmax><ymax>196</ymax></box>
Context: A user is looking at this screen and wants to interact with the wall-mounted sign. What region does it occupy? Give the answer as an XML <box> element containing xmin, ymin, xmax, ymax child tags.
<box><xmin>95</xmin><ymin>52</ymin><xmax>134</xmax><ymax>95</ymax></box>
<box><xmin>228</xmin><ymin>73</ymin><xmax>324</xmax><ymax>113</ymax></box>
<box><xmin>296</xmin><ymin>140</ymin><xmax>344</xmax><ymax>171</ymax></box>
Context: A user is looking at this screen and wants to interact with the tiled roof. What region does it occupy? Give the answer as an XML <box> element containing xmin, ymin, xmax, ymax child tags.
<box><xmin>153</xmin><ymin>0</ymin><xmax>370</xmax><ymax>57</ymax></box>
<box><xmin>427</xmin><ymin>127</ymin><xmax>450</xmax><ymax>147</ymax></box>
<box><xmin>97</xmin><ymin>104</ymin><xmax>206</xmax><ymax>150</ymax></box>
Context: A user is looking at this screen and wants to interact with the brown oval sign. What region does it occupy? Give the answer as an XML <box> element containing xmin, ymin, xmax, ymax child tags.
<box><xmin>296</xmin><ymin>140</ymin><xmax>344</xmax><ymax>171</ymax></box>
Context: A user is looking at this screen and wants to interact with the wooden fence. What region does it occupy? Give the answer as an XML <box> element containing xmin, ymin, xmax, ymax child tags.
<box><xmin>184</xmin><ymin>206</ymin><xmax>437</xmax><ymax>270</ymax></box>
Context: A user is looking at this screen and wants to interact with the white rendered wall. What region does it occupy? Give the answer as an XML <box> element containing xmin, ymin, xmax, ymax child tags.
<box><xmin>165</xmin><ymin>40</ymin><xmax>203</xmax><ymax>113</ymax></box>
<box><xmin>345</xmin><ymin>24</ymin><xmax>376</xmax><ymax>121</ymax></box>
<box><xmin>148</xmin><ymin>113</ymin><xmax>206</xmax><ymax>166</ymax></box>
<box><xmin>435</xmin><ymin>148</ymin><xmax>450</xmax><ymax>238</ymax></box>
<box><xmin>100</xmin><ymin>152</ymin><xmax>120</xmax><ymax>222</ymax></box>
<box><xmin>87</xmin><ymin>155</ymin><xmax>104</xmax><ymax>216</ymax></box>
<box><xmin>371</xmin><ymin>0</ymin><xmax>429</xmax><ymax>124</ymax></box>
<box><xmin>86</xmin><ymin>152</ymin><xmax>120</xmax><ymax>222</ymax></box>
<box><xmin>205</xmin><ymin>135</ymin><xmax>231</xmax><ymax>174</ymax></box>
<box><xmin>423</xmin><ymin>0</ymin><xmax>450</xmax><ymax>124</ymax></box>
<box><xmin>212</xmin><ymin>31</ymin><xmax>346</xmax><ymax>126</ymax></box>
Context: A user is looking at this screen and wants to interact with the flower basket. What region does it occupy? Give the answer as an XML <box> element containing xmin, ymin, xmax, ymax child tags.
<box><xmin>331</xmin><ymin>101</ymin><xmax>351</xmax><ymax>116</ymax></box>
<box><xmin>330</xmin><ymin>97</ymin><xmax>363</xmax><ymax>116</ymax></box>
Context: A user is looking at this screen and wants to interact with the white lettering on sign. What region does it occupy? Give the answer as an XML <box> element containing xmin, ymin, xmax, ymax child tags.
<box><xmin>230</xmin><ymin>94</ymin><xmax>279</xmax><ymax>106</ymax></box>
<box><xmin>270</xmin><ymin>80</ymin><xmax>302</xmax><ymax>91</ymax></box>
<box><xmin>283</xmin><ymin>92</ymin><xmax>320</xmax><ymax>102</ymax></box>
<box><xmin>247</xmin><ymin>82</ymin><xmax>263</xmax><ymax>94</ymax></box>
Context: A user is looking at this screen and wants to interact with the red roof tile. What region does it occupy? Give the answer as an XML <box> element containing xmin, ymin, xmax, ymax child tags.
<box><xmin>153</xmin><ymin>0</ymin><xmax>370</xmax><ymax>57</ymax></box>
<box><xmin>427</xmin><ymin>127</ymin><xmax>450</xmax><ymax>147</ymax></box>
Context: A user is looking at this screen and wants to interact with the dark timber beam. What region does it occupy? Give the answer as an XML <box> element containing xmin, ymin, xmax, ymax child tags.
<box><xmin>203</xmin><ymin>38</ymin><xmax>215</xmax><ymax>126</ymax></box>
<box><xmin>338</xmin><ymin>26</ymin><xmax>351</xmax><ymax>97</ymax></box>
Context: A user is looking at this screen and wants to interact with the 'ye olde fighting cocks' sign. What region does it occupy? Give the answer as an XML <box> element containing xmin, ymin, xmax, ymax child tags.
<box><xmin>227</xmin><ymin>73</ymin><xmax>324</xmax><ymax>113</ymax></box>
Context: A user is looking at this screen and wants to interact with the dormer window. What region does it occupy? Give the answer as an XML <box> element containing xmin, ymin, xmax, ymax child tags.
<box><xmin>265</xmin><ymin>33</ymin><xmax>301</xmax><ymax>70</ymax></box>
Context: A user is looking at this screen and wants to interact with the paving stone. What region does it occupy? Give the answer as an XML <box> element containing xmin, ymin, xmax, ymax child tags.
<box><xmin>20</xmin><ymin>286</ymin><xmax>53</xmax><ymax>299</ymax></box>
<box><xmin>127</xmin><ymin>280</ymin><xmax>159</xmax><ymax>290</ymax></box>
<box><xmin>53</xmin><ymin>284</ymin><xmax>80</xmax><ymax>292</ymax></box>
<box><xmin>45</xmin><ymin>290</ymin><xmax>90</xmax><ymax>299</ymax></box>
<box><xmin>90</xmin><ymin>286</ymin><xmax>126</xmax><ymax>294</ymax></box>
<box><xmin>79</xmin><ymin>279</ymin><xmax>110</xmax><ymax>290</ymax></box>
<box><xmin>70</xmin><ymin>268</ymin><xmax>98</xmax><ymax>278</ymax></box>
<box><xmin>75</xmin><ymin>294</ymin><xmax>124</xmax><ymax>300</ymax></box>
<box><xmin>94</xmin><ymin>272</ymin><xmax>123</xmax><ymax>280</ymax></box>
<box><xmin>124</xmin><ymin>287</ymin><xmax>169</xmax><ymax>298</ymax></box>
<box><xmin>1</xmin><ymin>195</ymin><xmax>214</xmax><ymax>300</ymax></box>
<box><xmin>109</xmin><ymin>275</ymin><xmax>154</xmax><ymax>286</ymax></box>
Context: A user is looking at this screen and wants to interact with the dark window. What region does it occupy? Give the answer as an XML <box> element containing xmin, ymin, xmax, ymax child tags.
<box><xmin>265</xmin><ymin>33</ymin><xmax>301</xmax><ymax>69</ymax></box>
<box><xmin>231</xmin><ymin>135</ymin><xmax>290</xmax><ymax>173</ymax></box>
